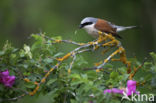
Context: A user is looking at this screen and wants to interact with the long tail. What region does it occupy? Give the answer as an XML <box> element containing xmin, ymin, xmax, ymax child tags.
<box><xmin>116</xmin><ymin>26</ymin><xmax>137</xmax><ymax>32</ymax></box>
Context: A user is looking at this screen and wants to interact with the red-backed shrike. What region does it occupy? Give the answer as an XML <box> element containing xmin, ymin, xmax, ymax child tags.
<box><xmin>79</xmin><ymin>17</ymin><xmax>136</xmax><ymax>38</ymax></box>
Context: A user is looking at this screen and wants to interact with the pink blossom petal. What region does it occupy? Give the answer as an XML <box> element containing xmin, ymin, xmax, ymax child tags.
<box><xmin>112</xmin><ymin>88</ymin><xmax>124</xmax><ymax>94</ymax></box>
<box><xmin>104</xmin><ymin>89</ymin><xmax>112</xmax><ymax>94</ymax></box>
<box><xmin>126</xmin><ymin>80</ymin><xmax>137</xmax><ymax>96</ymax></box>
<box><xmin>0</xmin><ymin>70</ymin><xmax>9</xmax><ymax>76</ymax></box>
<box><xmin>127</xmin><ymin>80</ymin><xmax>136</xmax><ymax>87</ymax></box>
<box><xmin>104</xmin><ymin>88</ymin><xmax>124</xmax><ymax>94</ymax></box>
<box><xmin>3</xmin><ymin>76</ymin><xmax>15</xmax><ymax>87</ymax></box>
<box><xmin>103</xmin><ymin>80</ymin><xmax>139</xmax><ymax>96</ymax></box>
<box><xmin>0</xmin><ymin>70</ymin><xmax>15</xmax><ymax>87</ymax></box>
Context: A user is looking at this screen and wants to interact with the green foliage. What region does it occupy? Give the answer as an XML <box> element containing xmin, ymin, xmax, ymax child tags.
<box><xmin>0</xmin><ymin>34</ymin><xmax>156</xmax><ymax>103</ymax></box>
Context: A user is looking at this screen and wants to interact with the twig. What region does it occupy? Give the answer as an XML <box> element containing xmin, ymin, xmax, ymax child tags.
<box><xmin>44</xmin><ymin>35</ymin><xmax>85</xmax><ymax>46</ymax></box>
<box><xmin>129</xmin><ymin>57</ymin><xmax>147</xmax><ymax>80</ymax></box>
<box><xmin>19</xmin><ymin>31</ymin><xmax>136</xmax><ymax>98</ymax></box>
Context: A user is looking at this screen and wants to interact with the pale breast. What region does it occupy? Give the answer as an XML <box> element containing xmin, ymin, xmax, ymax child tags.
<box><xmin>83</xmin><ymin>24</ymin><xmax>99</xmax><ymax>38</ymax></box>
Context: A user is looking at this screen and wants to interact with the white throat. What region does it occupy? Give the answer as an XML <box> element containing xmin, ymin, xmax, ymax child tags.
<box><xmin>83</xmin><ymin>24</ymin><xmax>99</xmax><ymax>38</ymax></box>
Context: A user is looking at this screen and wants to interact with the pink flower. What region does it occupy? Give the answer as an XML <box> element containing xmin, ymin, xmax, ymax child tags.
<box><xmin>0</xmin><ymin>70</ymin><xmax>15</xmax><ymax>87</ymax></box>
<box><xmin>126</xmin><ymin>80</ymin><xmax>139</xmax><ymax>96</ymax></box>
<box><xmin>104</xmin><ymin>88</ymin><xmax>124</xmax><ymax>94</ymax></box>
<box><xmin>104</xmin><ymin>80</ymin><xmax>139</xmax><ymax>96</ymax></box>
<box><xmin>0</xmin><ymin>69</ymin><xmax>9</xmax><ymax>76</ymax></box>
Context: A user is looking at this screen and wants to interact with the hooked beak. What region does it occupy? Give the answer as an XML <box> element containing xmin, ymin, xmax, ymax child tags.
<box><xmin>79</xmin><ymin>24</ymin><xmax>83</xmax><ymax>29</ymax></box>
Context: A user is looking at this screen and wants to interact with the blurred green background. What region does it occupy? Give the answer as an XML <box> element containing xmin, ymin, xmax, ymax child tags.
<box><xmin>0</xmin><ymin>0</ymin><xmax>156</xmax><ymax>61</ymax></box>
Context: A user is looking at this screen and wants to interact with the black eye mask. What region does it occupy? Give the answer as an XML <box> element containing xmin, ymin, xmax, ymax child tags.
<box><xmin>79</xmin><ymin>22</ymin><xmax>93</xmax><ymax>28</ymax></box>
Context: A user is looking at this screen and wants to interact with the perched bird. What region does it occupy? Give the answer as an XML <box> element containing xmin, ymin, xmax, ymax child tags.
<box><xmin>79</xmin><ymin>17</ymin><xmax>137</xmax><ymax>38</ymax></box>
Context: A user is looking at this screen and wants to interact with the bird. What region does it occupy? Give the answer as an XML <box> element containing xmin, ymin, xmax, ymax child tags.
<box><xmin>79</xmin><ymin>17</ymin><xmax>137</xmax><ymax>39</ymax></box>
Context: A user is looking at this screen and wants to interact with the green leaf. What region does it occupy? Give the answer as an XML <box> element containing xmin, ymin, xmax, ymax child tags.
<box><xmin>43</xmin><ymin>58</ymin><xmax>53</xmax><ymax>64</ymax></box>
<box><xmin>74</xmin><ymin>55</ymin><xmax>88</xmax><ymax>66</ymax></box>
<box><xmin>110</xmin><ymin>71</ymin><xmax>119</xmax><ymax>79</ymax></box>
<box><xmin>24</xmin><ymin>82</ymin><xmax>35</xmax><ymax>89</ymax></box>
<box><xmin>70</xmin><ymin>74</ymin><xmax>81</xmax><ymax>79</ymax></box>
<box><xmin>46</xmin><ymin>79</ymin><xmax>57</xmax><ymax>86</ymax></box>
<box><xmin>71</xmin><ymin>80</ymin><xmax>83</xmax><ymax>86</ymax></box>
<box><xmin>53</xmin><ymin>52</ymin><xmax>64</xmax><ymax>57</ymax></box>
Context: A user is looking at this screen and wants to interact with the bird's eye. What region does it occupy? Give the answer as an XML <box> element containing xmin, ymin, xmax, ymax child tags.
<box><xmin>82</xmin><ymin>22</ymin><xmax>93</xmax><ymax>26</ymax></box>
<box><xmin>79</xmin><ymin>22</ymin><xmax>93</xmax><ymax>28</ymax></box>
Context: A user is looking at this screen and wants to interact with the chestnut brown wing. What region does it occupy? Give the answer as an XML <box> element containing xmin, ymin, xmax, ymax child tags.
<box><xmin>94</xmin><ymin>19</ymin><xmax>117</xmax><ymax>34</ymax></box>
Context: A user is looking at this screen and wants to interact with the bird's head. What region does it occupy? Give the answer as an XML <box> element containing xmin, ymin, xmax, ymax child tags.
<box><xmin>79</xmin><ymin>17</ymin><xmax>97</xmax><ymax>29</ymax></box>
